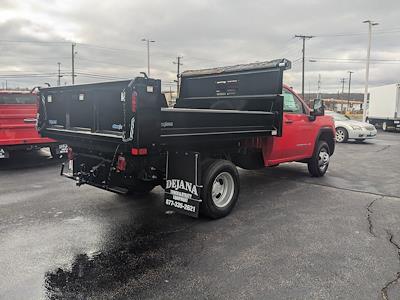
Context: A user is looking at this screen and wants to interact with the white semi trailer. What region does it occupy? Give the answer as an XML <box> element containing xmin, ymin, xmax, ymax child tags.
<box><xmin>367</xmin><ymin>83</ymin><xmax>400</xmax><ymax>131</ymax></box>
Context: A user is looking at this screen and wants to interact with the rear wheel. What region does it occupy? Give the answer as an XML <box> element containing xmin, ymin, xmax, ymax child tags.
<box><xmin>335</xmin><ymin>127</ymin><xmax>348</xmax><ymax>143</ymax></box>
<box><xmin>200</xmin><ymin>159</ymin><xmax>240</xmax><ymax>219</ymax></box>
<box><xmin>308</xmin><ymin>141</ymin><xmax>330</xmax><ymax>177</ymax></box>
<box><xmin>382</xmin><ymin>121</ymin><xmax>388</xmax><ymax>131</ymax></box>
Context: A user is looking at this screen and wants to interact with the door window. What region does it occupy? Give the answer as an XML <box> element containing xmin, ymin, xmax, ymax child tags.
<box><xmin>283</xmin><ymin>90</ymin><xmax>304</xmax><ymax>114</ymax></box>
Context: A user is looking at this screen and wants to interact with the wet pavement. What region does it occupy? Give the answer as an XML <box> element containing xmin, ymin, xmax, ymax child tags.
<box><xmin>1</xmin><ymin>131</ymin><xmax>400</xmax><ymax>299</ymax></box>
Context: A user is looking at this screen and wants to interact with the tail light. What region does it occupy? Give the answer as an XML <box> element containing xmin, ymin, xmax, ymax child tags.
<box><xmin>117</xmin><ymin>155</ymin><xmax>127</xmax><ymax>171</ymax></box>
<box><xmin>131</xmin><ymin>91</ymin><xmax>137</xmax><ymax>112</ymax></box>
<box><xmin>131</xmin><ymin>148</ymin><xmax>148</xmax><ymax>156</ymax></box>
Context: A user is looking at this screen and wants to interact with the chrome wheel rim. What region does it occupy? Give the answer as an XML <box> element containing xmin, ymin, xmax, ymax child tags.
<box><xmin>318</xmin><ymin>148</ymin><xmax>330</xmax><ymax>171</ymax></box>
<box><xmin>212</xmin><ymin>172</ymin><xmax>235</xmax><ymax>208</ymax></box>
<box><xmin>383</xmin><ymin>122</ymin><xmax>387</xmax><ymax>131</ymax></box>
<box><xmin>336</xmin><ymin>129</ymin><xmax>345</xmax><ymax>142</ymax></box>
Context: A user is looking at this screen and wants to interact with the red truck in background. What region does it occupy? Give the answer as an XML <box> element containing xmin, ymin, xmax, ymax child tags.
<box><xmin>0</xmin><ymin>90</ymin><xmax>67</xmax><ymax>159</ymax></box>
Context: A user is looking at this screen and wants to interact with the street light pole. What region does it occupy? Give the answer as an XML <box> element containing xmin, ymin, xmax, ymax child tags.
<box><xmin>142</xmin><ymin>38</ymin><xmax>155</xmax><ymax>77</ymax></box>
<box><xmin>362</xmin><ymin>20</ymin><xmax>379</xmax><ymax>121</ymax></box>
<box><xmin>347</xmin><ymin>71</ymin><xmax>354</xmax><ymax>110</ymax></box>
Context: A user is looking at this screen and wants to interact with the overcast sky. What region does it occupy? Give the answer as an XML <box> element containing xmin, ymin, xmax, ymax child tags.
<box><xmin>0</xmin><ymin>0</ymin><xmax>399</xmax><ymax>93</ymax></box>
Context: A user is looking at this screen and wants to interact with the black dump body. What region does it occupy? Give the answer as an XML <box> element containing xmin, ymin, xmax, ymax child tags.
<box><xmin>37</xmin><ymin>58</ymin><xmax>289</xmax><ymax>197</ymax></box>
<box><xmin>38</xmin><ymin>58</ymin><xmax>289</xmax><ymax>154</ymax></box>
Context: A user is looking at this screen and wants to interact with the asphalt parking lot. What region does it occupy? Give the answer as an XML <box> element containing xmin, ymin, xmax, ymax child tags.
<box><xmin>1</xmin><ymin>131</ymin><xmax>400</xmax><ymax>299</ymax></box>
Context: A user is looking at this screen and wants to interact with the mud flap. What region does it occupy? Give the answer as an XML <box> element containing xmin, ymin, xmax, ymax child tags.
<box><xmin>164</xmin><ymin>151</ymin><xmax>202</xmax><ymax>218</ymax></box>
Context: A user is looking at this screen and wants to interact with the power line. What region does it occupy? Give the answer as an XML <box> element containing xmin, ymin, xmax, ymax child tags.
<box><xmin>310</xmin><ymin>57</ymin><xmax>400</xmax><ymax>62</ymax></box>
<box><xmin>312</xmin><ymin>28</ymin><xmax>400</xmax><ymax>37</ymax></box>
<box><xmin>76</xmin><ymin>57</ymin><xmax>141</xmax><ymax>69</ymax></box>
<box><xmin>0</xmin><ymin>39</ymin><xmax>70</xmax><ymax>44</ymax></box>
<box><xmin>74</xmin><ymin>72</ymin><xmax>128</xmax><ymax>80</ymax></box>
<box><xmin>0</xmin><ymin>73</ymin><xmax>62</xmax><ymax>78</ymax></box>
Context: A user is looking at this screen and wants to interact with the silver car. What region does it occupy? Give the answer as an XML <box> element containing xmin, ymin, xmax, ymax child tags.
<box><xmin>326</xmin><ymin>111</ymin><xmax>377</xmax><ymax>143</ymax></box>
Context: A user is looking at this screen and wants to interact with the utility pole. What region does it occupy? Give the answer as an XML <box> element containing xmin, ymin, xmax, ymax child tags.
<box><xmin>71</xmin><ymin>43</ymin><xmax>76</xmax><ymax>85</ymax></box>
<box><xmin>340</xmin><ymin>78</ymin><xmax>346</xmax><ymax>96</ymax></box>
<box><xmin>141</xmin><ymin>38</ymin><xmax>155</xmax><ymax>77</ymax></box>
<box><xmin>347</xmin><ymin>71</ymin><xmax>354</xmax><ymax>110</ymax></box>
<box><xmin>57</xmin><ymin>62</ymin><xmax>62</xmax><ymax>86</ymax></box>
<box><xmin>173</xmin><ymin>56</ymin><xmax>183</xmax><ymax>96</ymax></box>
<box><xmin>340</xmin><ymin>78</ymin><xmax>346</xmax><ymax>111</ymax></box>
<box><xmin>317</xmin><ymin>74</ymin><xmax>321</xmax><ymax>99</ymax></box>
<box><xmin>362</xmin><ymin>20</ymin><xmax>379</xmax><ymax>121</ymax></box>
<box><xmin>295</xmin><ymin>35</ymin><xmax>314</xmax><ymax>99</ymax></box>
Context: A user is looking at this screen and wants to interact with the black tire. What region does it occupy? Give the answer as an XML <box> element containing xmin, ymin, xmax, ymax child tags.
<box><xmin>308</xmin><ymin>141</ymin><xmax>330</xmax><ymax>177</ymax></box>
<box><xmin>200</xmin><ymin>159</ymin><xmax>240</xmax><ymax>219</ymax></box>
<box><xmin>335</xmin><ymin>127</ymin><xmax>348</xmax><ymax>143</ymax></box>
<box><xmin>125</xmin><ymin>180</ymin><xmax>156</xmax><ymax>195</ymax></box>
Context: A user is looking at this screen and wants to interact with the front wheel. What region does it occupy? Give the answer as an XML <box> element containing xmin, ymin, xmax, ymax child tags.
<box><xmin>382</xmin><ymin>121</ymin><xmax>388</xmax><ymax>131</ymax></box>
<box><xmin>308</xmin><ymin>141</ymin><xmax>330</xmax><ymax>177</ymax></box>
<box><xmin>200</xmin><ymin>159</ymin><xmax>240</xmax><ymax>219</ymax></box>
<box><xmin>335</xmin><ymin>127</ymin><xmax>348</xmax><ymax>143</ymax></box>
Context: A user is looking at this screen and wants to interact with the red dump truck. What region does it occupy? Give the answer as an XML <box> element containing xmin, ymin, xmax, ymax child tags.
<box><xmin>38</xmin><ymin>59</ymin><xmax>335</xmax><ymax>218</ymax></box>
<box><xmin>0</xmin><ymin>90</ymin><xmax>67</xmax><ymax>159</ymax></box>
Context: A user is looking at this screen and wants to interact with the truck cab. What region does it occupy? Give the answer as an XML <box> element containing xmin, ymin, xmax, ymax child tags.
<box><xmin>262</xmin><ymin>84</ymin><xmax>335</xmax><ymax>167</ymax></box>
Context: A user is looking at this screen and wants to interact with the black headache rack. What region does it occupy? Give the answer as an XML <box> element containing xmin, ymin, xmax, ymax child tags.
<box><xmin>175</xmin><ymin>58</ymin><xmax>290</xmax><ymax>138</ymax></box>
<box><xmin>38</xmin><ymin>58</ymin><xmax>289</xmax><ymax>152</ymax></box>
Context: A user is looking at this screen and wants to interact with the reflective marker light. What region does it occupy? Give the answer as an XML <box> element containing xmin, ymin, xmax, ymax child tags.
<box><xmin>67</xmin><ymin>147</ymin><xmax>73</xmax><ymax>160</ymax></box>
<box><xmin>117</xmin><ymin>155</ymin><xmax>127</xmax><ymax>171</ymax></box>
<box><xmin>131</xmin><ymin>91</ymin><xmax>137</xmax><ymax>112</ymax></box>
<box><xmin>131</xmin><ymin>148</ymin><xmax>148</xmax><ymax>156</ymax></box>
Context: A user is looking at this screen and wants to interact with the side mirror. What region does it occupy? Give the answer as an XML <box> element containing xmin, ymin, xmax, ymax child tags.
<box><xmin>309</xmin><ymin>99</ymin><xmax>325</xmax><ymax>121</ymax></box>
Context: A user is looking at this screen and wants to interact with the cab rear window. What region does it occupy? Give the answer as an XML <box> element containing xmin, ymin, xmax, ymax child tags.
<box><xmin>0</xmin><ymin>94</ymin><xmax>36</xmax><ymax>104</ymax></box>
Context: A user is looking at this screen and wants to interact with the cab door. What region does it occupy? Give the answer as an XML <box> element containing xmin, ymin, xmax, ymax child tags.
<box><xmin>265</xmin><ymin>89</ymin><xmax>314</xmax><ymax>163</ymax></box>
<box><xmin>281</xmin><ymin>89</ymin><xmax>314</xmax><ymax>158</ymax></box>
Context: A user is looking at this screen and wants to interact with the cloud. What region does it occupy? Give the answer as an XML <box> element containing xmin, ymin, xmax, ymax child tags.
<box><xmin>0</xmin><ymin>0</ymin><xmax>399</xmax><ymax>93</ymax></box>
